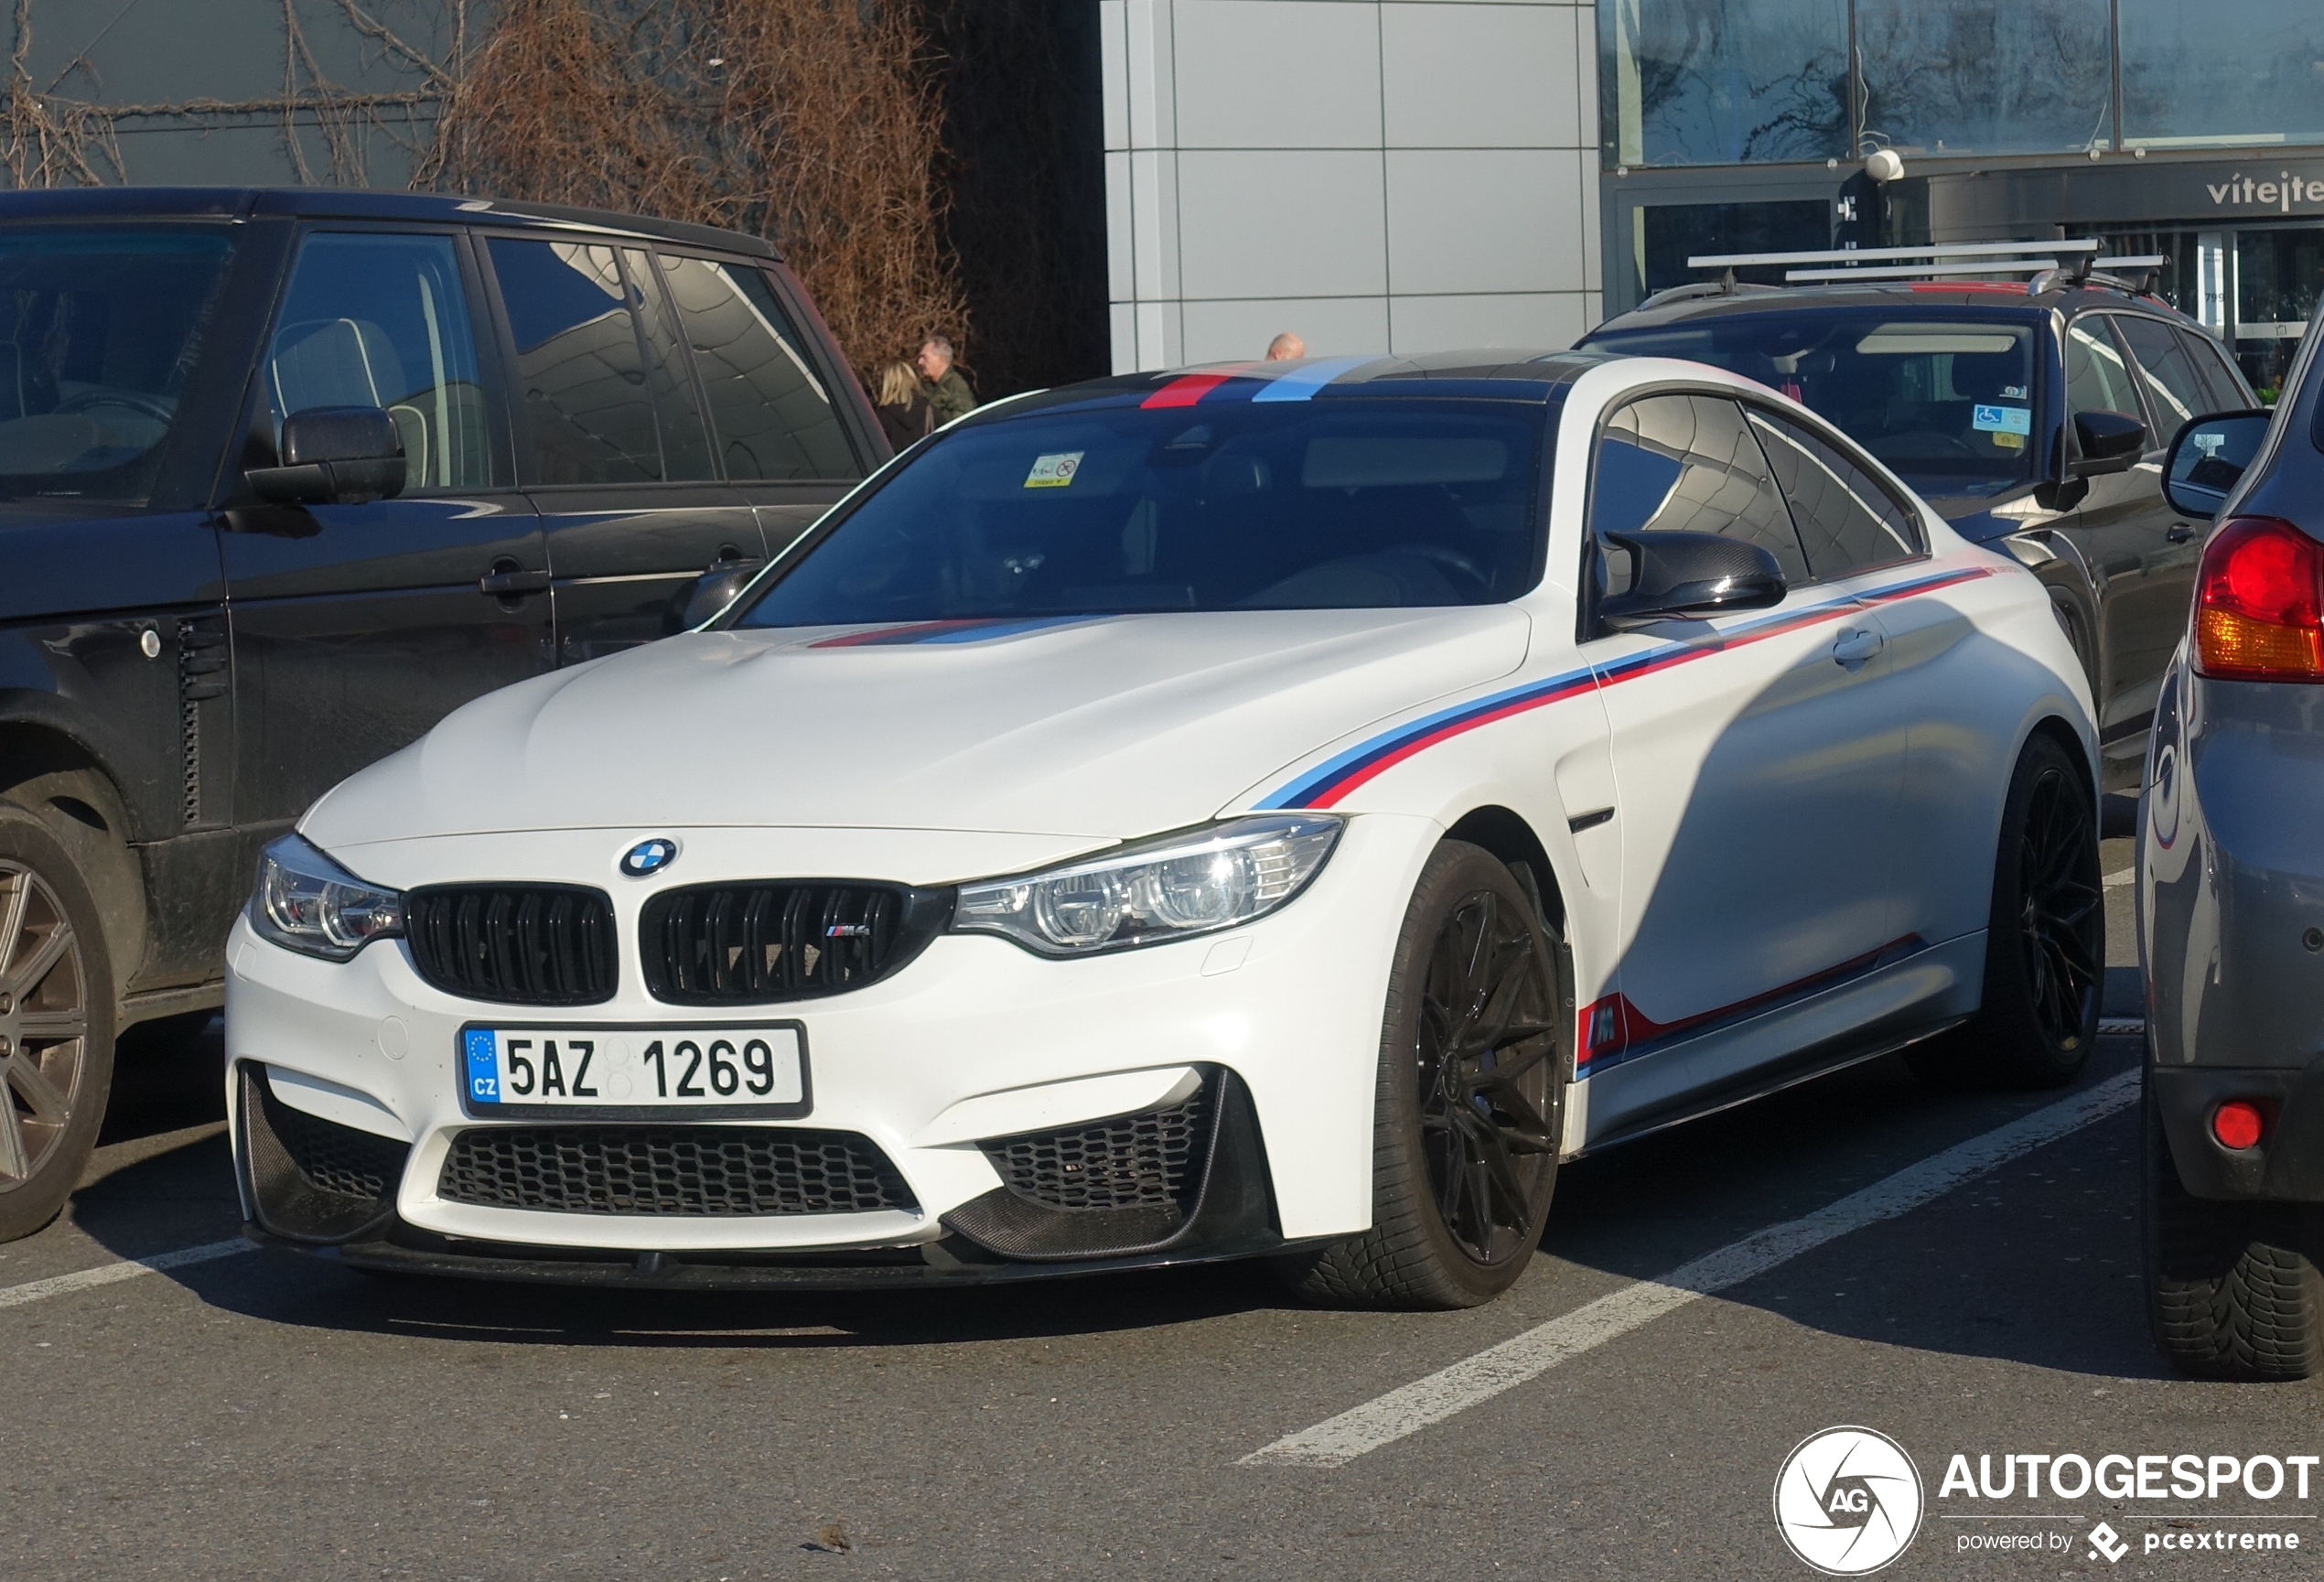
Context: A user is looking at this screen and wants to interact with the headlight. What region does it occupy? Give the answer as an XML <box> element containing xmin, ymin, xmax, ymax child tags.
<box><xmin>249</xmin><ymin>834</ymin><xmax>403</xmax><ymax>962</ymax></box>
<box><xmin>952</xmin><ymin>815</ymin><xmax>1341</xmax><ymax>955</ymax></box>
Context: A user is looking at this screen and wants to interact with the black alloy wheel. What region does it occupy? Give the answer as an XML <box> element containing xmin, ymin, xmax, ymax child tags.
<box><xmin>1279</xmin><ymin>842</ymin><xmax>1565</xmax><ymax>1309</ymax></box>
<box><xmin>1910</xmin><ymin>732</ymin><xmax>2101</xmax><ymax>1090</ymax></box>
<box><xmin>2015</xmin><ymin>762</ymin><xmax>2103</xmax><ymax>1054</ymax></box>
<box><xmin>1415</xmin><ymin>885</ymin><xmax>1561</xmax><ymax>1268</ymax></box>
<box><xmin>0</xmin><ymin>860</ymin><xmax>91</xmax><ymax>1200</ymax></box>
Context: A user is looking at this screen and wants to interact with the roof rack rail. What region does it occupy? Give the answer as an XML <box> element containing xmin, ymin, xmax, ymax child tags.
<box><xmin>1683</xmin><ymin>240</ymin><xmax>2174</xmax><ymax>295</ymax></box>
<box><xmin>1636</xmin><ymin>277</ymin><xmax>1785</xmax><ymax>310</ymax></box>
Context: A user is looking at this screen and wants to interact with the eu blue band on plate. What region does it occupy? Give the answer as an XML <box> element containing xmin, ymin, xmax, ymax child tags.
<box><xmin>464</xmin><ymin>1028</ymin><xmax>500</xmax><ymax>1102</ymax></box>
<box><xmin>1973</xmin><ymin>403</ymin><xmax>2032</xmax><ymax>436</ymax></box>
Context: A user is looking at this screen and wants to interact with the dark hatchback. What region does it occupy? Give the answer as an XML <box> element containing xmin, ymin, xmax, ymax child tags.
<box><xmin>1582</xmin><ymin>280</ymin><xmax>2256</xmax><ymax>790</ymax></box>
<box><xmin>0</xmin><ymin>188</ymin><xmax>888</xmax><ymax>1239</ymax></box>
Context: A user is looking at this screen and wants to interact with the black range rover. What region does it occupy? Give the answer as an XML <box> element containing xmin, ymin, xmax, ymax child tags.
<box><xmin>0</xmin><ymin>188</ymin><xmax>888</xmax><ymax>1238</ymax></box>
<box><xmin>1581</xmin><ymin>274</ymin><xmax>2256</xmax><ymax>791</ymax></box>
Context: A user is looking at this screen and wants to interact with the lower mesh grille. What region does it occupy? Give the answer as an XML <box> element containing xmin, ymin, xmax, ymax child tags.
<box><xmin>437</xmin><ymin>1126</ymin><xmax>918</xmax><ymax>1217</ymax></box>
<box><xmin>267</xmin><ymin>1086</ymin><xmax>411</xmax><ymax>1203</ymax></box>
<box><xmin>984</xmin><ymin>1081</ymin><xmax>1211</xmax><ymax>1212</ymax></box>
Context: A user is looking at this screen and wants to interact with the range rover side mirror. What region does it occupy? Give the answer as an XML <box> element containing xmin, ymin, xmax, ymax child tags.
<box><xmin>2069</xmin><ymin>409</ymin><xmax>2147</xmax><ymax>478</ymax></box>
<box><xmin>1597</xmin><ymin>529</ymin><xmax>1786</xmax><ymax>629</ymax></box>
<box><xmin>247</xmin><ymin>405</ymin><xmax>407</xmax><ymax>505</ymax></box>
<box><xmin>2162</xmin><ymin>409</ymin><xmax>2272</xmax><ymax>520</ymax></box>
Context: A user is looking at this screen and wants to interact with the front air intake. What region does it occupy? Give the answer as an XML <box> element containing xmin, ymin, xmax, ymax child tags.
<box><xmin>640</xmin><ymin>881</ymin><xmax>950</xmax><ymax>1005</ymax></box>
<box><xmin>436</xmin><ymin>1125</ymin><xmax>918</xmax><ymax>1217</ymax></box>
<box><xmin>403</xmin><ymin>885</ymin><xmax>618</xmax><ymax>1006</ymax></box>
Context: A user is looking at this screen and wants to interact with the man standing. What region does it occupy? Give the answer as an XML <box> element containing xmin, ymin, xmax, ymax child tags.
<box><xmin>1265</xmin><ymin>331</ymin><xmax>1305</xmax><ymax>361</ymax></box>
<box><xmin>917</xmin><ymin>336</ymin><xmax>976</xmax><ymax>425</ymax></box>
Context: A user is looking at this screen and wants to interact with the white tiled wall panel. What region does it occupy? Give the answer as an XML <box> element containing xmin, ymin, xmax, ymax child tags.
<box><xmin>1103</xmin><ymin>0</ymin><xmax>1600</xmax><ymax>372</ymax></box>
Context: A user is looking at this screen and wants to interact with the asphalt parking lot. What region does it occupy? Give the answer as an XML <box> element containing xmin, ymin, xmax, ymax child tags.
<box><xmin>9</xmin><ymin>838</ymin><xmax>2317</xmax><ymax>1582</ymax></box>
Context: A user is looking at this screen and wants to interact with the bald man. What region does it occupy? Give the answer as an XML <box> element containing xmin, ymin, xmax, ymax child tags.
<box><xmin>1264</xmin><ymin>331</ymin><xmax>1305</xmax><ymax>361</ymax></box>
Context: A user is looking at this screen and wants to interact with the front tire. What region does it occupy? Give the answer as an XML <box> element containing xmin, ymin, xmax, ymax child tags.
<box><xmin>1278</xmin><ymin>842</ymin><xmax>1565</xmax><ymax>1309</ymax></box>
<box><xmin>0</xmin><ymin>811</ymin><xmax>115</xmax><ymax>1243</ymax></box>
<box><xmin>1910</xmin><ymin>731</ymin><xmax>2100</xmax><ymax>1090</ymax></box>
<box><xmin>2143</xmin><ymin>1071</ymin><xmax>2324</xmax><ymax>1380</ymax></box>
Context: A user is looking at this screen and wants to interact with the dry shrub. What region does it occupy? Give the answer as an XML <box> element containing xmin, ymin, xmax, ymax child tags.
<box><xmin>422</xmin><ymin>0</ymin><xmax>967</xmax><ymax>376</ymax></box>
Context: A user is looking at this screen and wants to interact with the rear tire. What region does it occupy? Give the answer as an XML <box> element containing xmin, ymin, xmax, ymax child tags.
<box><xmin>1908</xmin><ymin>731</ymin><xmax>2099</xmax><ymax>1091</ymax></box>
<box><xmin>0</xmin><ymin>810</ymin><xmax>115</xmax><ymax>1243</ymax></box>
<box><xmin>1277</xmin><ymin>842</ymin><xmax>1565</xmax><ymax>1310</ymax></box>
<box><xmin>2143</xmin><ymin>1071</ymin><xmax>2324</xmax><ymax>1380</ymax></box>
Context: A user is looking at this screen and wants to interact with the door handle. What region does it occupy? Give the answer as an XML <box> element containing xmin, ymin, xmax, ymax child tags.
<box><xmin>479</xmin><ymin>565</ymin><xmax>552</xmax><ymax>597</ymax></box>
<box><xmin>1832</xmin><ymin>627</ymin><xmax>1885</xmax><ymax>667</ymax></box>
<box><xmin>2166</xmin><ymin>523</ymin><xmax>2194</xmax><ymax>543</ymax></box>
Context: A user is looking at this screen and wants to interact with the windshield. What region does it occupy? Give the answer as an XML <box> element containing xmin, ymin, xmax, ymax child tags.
<box><xmin>0</xmin><ymin>226</ymin><xmax>234</xmax><ymax>501</ymax></box>
<box><xmin>1585</xmin><ymin>313</ymin><xmax>2039</xmax><ymax>500</ymax></box>
<box><xmin>733</xmin><ymin>398</ymin><xmax>1547</xmax><ymax>627</ymax></box>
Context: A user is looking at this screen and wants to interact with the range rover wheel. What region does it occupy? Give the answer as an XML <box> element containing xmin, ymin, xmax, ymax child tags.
<box><xmin>1909</xmin><ymin>731</ymin><xmax>2100</xmax><ymax>1091</ymax></box>
<box><xmin>1279</xmin><ymin>842</ymin><xmax>1565</xmax><ymax>1310</ymax></box>
<box><xmin>0</xmin><ymin>814</ymin><xmax>114</xmax><ymax>1243</ymax></box>
<box><xmin>2143</xmin><ymin>1072</ymin><xmax>2324</xmax><ymax>1380</ymax></box>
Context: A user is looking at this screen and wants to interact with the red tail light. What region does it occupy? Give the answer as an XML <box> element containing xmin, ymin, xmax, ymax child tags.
<box><xmin>2194</xmin><ymin>516</ymin><xmax>2324</xmax><ymax>681</ymax></box>
<box><xmin>2211</xmin><ymin>1100</ymin><xmax>2265</xmax><ymax>1151</ymax></box>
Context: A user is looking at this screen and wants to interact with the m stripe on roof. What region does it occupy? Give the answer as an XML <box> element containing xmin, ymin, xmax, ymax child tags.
<box><xmin>1251</xmin><ymin>356</ymin><xmax>1377</xmax><ymax>402</ymax></box>
<box><xmin>1142</xmin><ymin>366</ymin><xmax>1254</xmax><ymax>408</ymax></box>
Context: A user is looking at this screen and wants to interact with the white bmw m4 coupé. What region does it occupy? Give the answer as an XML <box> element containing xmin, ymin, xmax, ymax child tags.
<box><xmin>227</xmin><ymin>351</ymin><xmax>2102</xmax><ymax>1308</ymax></box>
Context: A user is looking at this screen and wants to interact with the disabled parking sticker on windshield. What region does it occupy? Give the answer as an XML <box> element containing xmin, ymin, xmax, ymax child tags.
<box><xmin>1025</xmin><ymin>451</ymin><xmax>1085</xmax><ymax>489</ymax></box>
<box><xmin>1973</xmin><ymin>404</ymin><xmax>2032</xmax><ymax>436</ymax></box>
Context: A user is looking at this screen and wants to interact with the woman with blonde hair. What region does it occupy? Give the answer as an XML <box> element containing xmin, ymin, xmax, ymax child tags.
<box><xmin>872</xmin><ymin>359</ymin><xmax>934</xmax><ymax>452</ymax></box>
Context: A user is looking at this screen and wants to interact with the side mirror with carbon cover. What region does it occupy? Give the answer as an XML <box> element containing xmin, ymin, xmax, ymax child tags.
<box><xmin>246</xmin><ymin>405</ymin><xmax>408</xmax><ymax>506</ymax></box>
<box><xmin>1596</xmin><ymin>529</ymin><xmax>1787</xmax><ymax>629</ymax></box>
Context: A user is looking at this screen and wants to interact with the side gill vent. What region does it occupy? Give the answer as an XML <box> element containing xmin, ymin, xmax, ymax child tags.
<box><xmin>176</xmin><ymin>619</ymin><xmax>227</xmax><ymax>827</ymax></box>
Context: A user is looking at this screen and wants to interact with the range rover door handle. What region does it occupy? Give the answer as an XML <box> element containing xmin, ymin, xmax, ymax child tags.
<box><xmin>2166</xmin><ymin>523</ymin><xmax>2194</xmax><ymax>543</ymax></box>
<box><xmin>479</xmin><ymin>565</ymin><xmax>551</xmax><ymax>597</ymax></box>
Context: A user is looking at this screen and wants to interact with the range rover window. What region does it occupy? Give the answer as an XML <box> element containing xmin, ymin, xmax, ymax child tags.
<box><xmin>264</xmin><ymin>231</ymin><xmax>496</xmax><ymax>490</ymax></box>
<box><xmin>655</xmin><ymin>253</ymin><xmax>861</xmax><ymax>481</ymax></box>
<box><xmin>0</xmin><ymin>225</ymin><xmax>234</xmax><ymax>501</ymax></box>
<box><xmin>487</xmin><ymin>237</ymin><xmax>712</xmax><ymax>485</ymax></box>
<box><xmin>732</xmin><ymin>399</ymin><xmax>1545</xmax><ymax>625</ymax></box>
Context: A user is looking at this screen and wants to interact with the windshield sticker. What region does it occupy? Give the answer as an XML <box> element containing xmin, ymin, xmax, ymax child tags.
<box><xmin>1024</xmin><ymin>451</ymin><xmax>1085</xmax><ymax>489</ymax></box>
<box><xmin>2002</xmin><ymin>384</ymin><xmax>2028</xmax><ymax>398</ymax></box>
<box><xmin>1973</xmin><ymin>404</ymin><xmax>2032</xmax><ymax>437</ymax></box>
<box><xmin>1991</xmin><ymin>430</ymin><xmax>2026</xmax><ymax>450</ymax></box>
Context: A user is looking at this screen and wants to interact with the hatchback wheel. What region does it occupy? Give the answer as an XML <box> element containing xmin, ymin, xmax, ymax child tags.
<box><xmin>2143</xmin><ymin>1072</ymin><xmax>2324</xmax><ymax>1380</ymax></box>
<box><xmin>0</xmin><ymin>813</ymin><xmax>114</xmax><ymax>1243</ymax></box>
<box><xmin>1279</xmin><ymin>842</ymin><xmax>1565</xmax><ymax>1309</ymax></box>
<box><xmin>1910</xmin><ymin>732</ymin><xmax>2100</xmax><ymax>1090</ymax></box>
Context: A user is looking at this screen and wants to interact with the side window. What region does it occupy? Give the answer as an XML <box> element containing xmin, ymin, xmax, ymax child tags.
<box><xmin>1590</xmin><ymin>393</ymin><xmax>1809</xmax><ymax>591</ymax></box>
<box><xmin>485</xmin><ymin>236</ymin><xmax>704</xmax><ymax>486</ymax></box>
<box><xmin>1747</xmin><ymin>409</ymin><xmax>1921</xmax><ymax>580</ymax></box>
<box><xmin>2065</xmin><ymin>316</ymin><xmax>2143</xmax><ymax>424</ymax></box>
<box><xmin>2177</xmin><ymin>327</ymin><xmax>2252</xmax><ymax>413</ymax></box>
<box><xmin>656</xmin><ymin>253</ymin><xmax>863</xmax><ymax>480</ymax></box>
<box><xmin>264</xmin><ymin>231</ymin><xmax>495</xmax><ymax>490</ymax></box>
<box><xmin>2114</xmin><ymin>316</ymin><xmax>2212</xmax><ymax>443</ymax></box>
<box><xmin>619</xmin><ymin>246</ymin><xmax>715</xmax><ymax>481</ymax></box>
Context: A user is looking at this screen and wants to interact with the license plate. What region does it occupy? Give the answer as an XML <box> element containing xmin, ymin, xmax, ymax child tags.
<box><xmin>459</xmin><ymin>1023</ymin><xmax>810</xmax><ymax>1119</ymax></box>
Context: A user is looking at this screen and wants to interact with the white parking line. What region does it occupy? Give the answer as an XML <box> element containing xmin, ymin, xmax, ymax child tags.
<box><xmin>2104</xmin><ymin>867</ymin><xmax>2134</xmax><ymax>888</ymax></box>
<box><xmin>0</xmin><ymin>1238</ymin><xmax>256</xmax><ymax>1311</ymax></box>
<box><xmin>1242</xmin><ymin>1067</ymin><xmax>2140</xmax><ymax>1469</ymax></box>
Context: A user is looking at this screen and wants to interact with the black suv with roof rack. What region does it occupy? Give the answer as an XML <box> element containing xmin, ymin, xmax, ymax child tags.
<box><xmin>1580</xmin><ymin>245</ymin><xmax>2255</xmax><ymax>792</ymax></box>
<box><xmin>0</xmin><ymin>188</ymin><xmax>887</xmax><ymax>1239</ymax></box>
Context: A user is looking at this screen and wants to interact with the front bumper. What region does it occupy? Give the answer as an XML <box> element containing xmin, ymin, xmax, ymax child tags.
<box><xmin>224</xmin><ymin>815</ymin><xmax>1437</xmax><ymax>1272</ymax></box>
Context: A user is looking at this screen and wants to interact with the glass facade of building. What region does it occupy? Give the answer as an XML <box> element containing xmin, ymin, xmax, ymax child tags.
<box><xmin>1602</xmin><ymin>0</ymin><xmax>2324</xmax><ymax>168</ymax></box>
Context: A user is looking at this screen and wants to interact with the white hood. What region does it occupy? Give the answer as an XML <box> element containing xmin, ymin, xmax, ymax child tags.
<box><xmin>302</xmin><ymin>608</ymin><xmax>1532</xmax><ymax>847</ymax></box>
